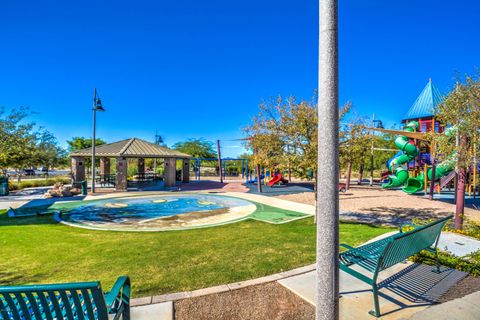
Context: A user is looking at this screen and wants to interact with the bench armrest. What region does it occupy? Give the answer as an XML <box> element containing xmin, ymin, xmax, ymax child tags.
<box><xmin>340</xmin><ymin>244</ymin><xmax>378</xmax><ymax>260</ymax></box>
<box><xmin>340</xmin><ymin>243</ymin><xmax>356</xmax><ymax>251</ymax></box>
<box><xmin>105</xmin><ymin>276</ymin><xmax>130</xmax><ymax>311</ymax></box>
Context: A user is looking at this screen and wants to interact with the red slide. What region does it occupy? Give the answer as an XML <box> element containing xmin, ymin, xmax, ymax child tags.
<box><xmin>268</xmin><ymin>174</ymin><xmax>288</xmax><ymax>187</ymax></box>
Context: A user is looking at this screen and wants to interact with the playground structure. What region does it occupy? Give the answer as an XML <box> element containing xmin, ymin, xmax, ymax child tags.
<box><xmin>191</xmin><ymin>157</ymin><xmax>251</xmax><ymax>182</ymax></box>
<box><xmin>267</xmin><ymin>173</ymin><xmax>289</xmax><ymax>187</ymax></box>
<box><xmin>379</xmin><ymin>79</ymin><xmax>479</xmax><ymax>196</ymax></box>
<box><xmin>247</xmin><ymin>167</ymin><xmax>290</xmax><ymax>187</ymax></box>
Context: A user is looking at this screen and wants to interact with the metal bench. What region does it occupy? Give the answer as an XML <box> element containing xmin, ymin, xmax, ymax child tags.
<box><xmin>0</xmin><ymin>276</ymin><xmax>130</xmax><ymax>320</ymax></box>
<box><xmin>339</xmin><ymin>215</ymin><xmax>452</xmax><ymax>317</ymax></box>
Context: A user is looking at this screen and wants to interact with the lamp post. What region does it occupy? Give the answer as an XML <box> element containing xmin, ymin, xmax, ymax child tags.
<box><xmin>91</xmin><ymin>88</ymin><xmax>105</xmax><ymax>193</ymax></box>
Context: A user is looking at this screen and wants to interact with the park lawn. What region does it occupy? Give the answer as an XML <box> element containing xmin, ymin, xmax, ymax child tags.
<box><xmin>0</xmin><ymin>211</ymin><xmax>391</xmax><ymax>297</ymax></box>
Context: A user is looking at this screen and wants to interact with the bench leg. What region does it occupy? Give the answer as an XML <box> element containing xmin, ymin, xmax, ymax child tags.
<box><xmin>368</xmin><ymin>283</ymin><xmax>381</xmax><ymax>317</ymax></box>
<box><xmin>433</xmin><ymin>249</ymin><xmax>441</xmax><ymax>273</ymax></box>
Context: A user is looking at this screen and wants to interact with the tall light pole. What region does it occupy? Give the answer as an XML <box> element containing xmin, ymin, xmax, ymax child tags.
<box><xmin>317</xmin><ymin>0</ymin><xmax>339</xmax><ymax>319</ymax></box>
<box><xmin>91</xmin><ymin>88</ymin><xmax>105</xmax><ymax>193</ymax></box>
<box><xmin>217</xmin><ymin>140</ymin><xmax>223</xmax><ymax>183</ymax></box>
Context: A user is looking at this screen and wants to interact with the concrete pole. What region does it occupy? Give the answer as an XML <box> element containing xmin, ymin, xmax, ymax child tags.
<box><xmin>369</xmin><ymin>113</ymin><xmax>375</xmax><ymax>186</ymax></box>
<box><xmin>91</xmin><ymin>89</ymin><xmax>97</xmax><ymax>194</ymax></box>
<box><xmin>217</xmin><ymin>140</ymin><xmax>223</xmax><ymax>183</ymax></box>
<box><xmin>316</xmin><ymin>0</ymin><xmax>339</xmax><ymax>319</ymax></box>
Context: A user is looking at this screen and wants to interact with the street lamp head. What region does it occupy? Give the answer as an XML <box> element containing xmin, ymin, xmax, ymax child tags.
<box><xmin>94</xmin><ymin>98</ymin><xmax>105</xmax><ymax>112</ymax></box>
<box><xmin>373</xmin><ymin>119</ymin><xmax>384</xmax><ymax>129</ymax></box>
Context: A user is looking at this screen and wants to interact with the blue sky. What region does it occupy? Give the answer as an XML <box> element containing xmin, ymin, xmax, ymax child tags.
<box><xmin>1</xmin><ymin>1</ymin><xmax>478</xmax><ymax>157</ymax></box>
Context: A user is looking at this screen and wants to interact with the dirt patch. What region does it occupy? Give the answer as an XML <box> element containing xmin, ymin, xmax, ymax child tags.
<box><xmin>274</xmin><ymin>185</ymin><xmax>480</xmax><ymax>224</ymax></box>
<box><xmin>174</xmin><ymin>282</ymin><xmax>314</xmax><ymax>320</ymax></box>
<box><xmin>438</xmin><ymin>276</ymin><xmax>480</xmax><ymax>302</ymax></box>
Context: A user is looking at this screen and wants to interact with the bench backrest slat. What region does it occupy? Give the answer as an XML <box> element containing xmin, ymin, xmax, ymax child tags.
<box><xmin>0</xmin><ymin>282</ymin><xmax>110</xmax><ymax>320</ymax></box>
<box><xmin>81</xmin><ymin>288</ymin><xmax>96</xmax><ymax>319</ymax></box>
<box><xmin>380</xmin><ymin>215</ymin><xmax>451</xmax><ymax>270</ymax></box>
<box><xmin>25</xmin><ymin>292</ymin><xmax>42</xmax><ymax>319</ymax></box>
<box><xmin>71</xmin><ymin>289</ymin><xmax>86</xmax><ymax>320</ymax></box>
<box><xmin>37</xmin><ymin>291</ymin><xmax>53</xmax><ymax>320</ymax></box>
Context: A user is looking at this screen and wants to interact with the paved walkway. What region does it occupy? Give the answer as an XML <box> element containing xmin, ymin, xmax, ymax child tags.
<box><xmin>131</xmin><ymin>302</ymin><xmax>173</xmax><ymax>320</ymax></box>
<box><xmin>409</xmin><ymin>290</ymin><xmax>480</xmax><ymax>320</ymax></box>
<box><xmin>437</xmin><ymin>232</ymin><xmax>480</xmax><ymax>257</ymax></box>
<box><xmin>279</xmin><ymin>263</ymin><xmax>467</xmax><ymax>320</ymax></box>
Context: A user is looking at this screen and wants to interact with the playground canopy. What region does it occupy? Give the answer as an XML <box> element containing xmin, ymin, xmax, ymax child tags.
<box><xmin>403</xmin><ymin>79</ymin><xmax>443</xmax><ymax>122</ymax></box>
<box><xmin>70</xmin><ymin>138</ymin><xmax>191</xmax><ymax>191</ymax></box>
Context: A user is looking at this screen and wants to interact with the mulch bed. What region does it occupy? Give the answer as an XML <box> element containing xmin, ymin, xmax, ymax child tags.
<box><xmin>174</xmin><ymin>275</ymin><xmax>480</xmax><ymax>319</ymax></box>
<box><xmin>438</xmin><ymin>276</ymin><xmax>480</xmax><ymax>303</ymax></box>
<box><xmin>174</xmin><ymin>282</ymin><xmax>315</xmax><ymax>320</ymax></box>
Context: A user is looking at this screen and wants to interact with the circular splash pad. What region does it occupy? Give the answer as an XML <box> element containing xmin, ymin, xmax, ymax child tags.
<box><xmin>58</xmin><ymin>194</ymin><xmax>256</xmax><ymax>231</ymax></box>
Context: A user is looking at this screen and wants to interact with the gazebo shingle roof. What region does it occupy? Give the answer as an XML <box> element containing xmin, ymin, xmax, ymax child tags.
<box><xmin>70</xmin><ymin>138</ymin><xmax>191</xmax><ymax>158</ymax></box>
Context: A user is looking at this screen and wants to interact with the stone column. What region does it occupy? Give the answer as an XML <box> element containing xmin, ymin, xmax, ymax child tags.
<box><xmin>137</xmin><ymin>158</ymin><xmax>145</xmax><ymax>176</ymax></box>
<box><xmin>100</xmin><ymin>157</ymin><xmax>110</xmax><ymax>176</ymax></box>
<box><xmin>71</xmin><ymin>156</ymin><xmax>85</xmax><ymax>182</ymax></box>
<box><xmin>116</xmin><ymin>157</ymin><xmax>128</xmax><ymax>191</ymax></box>
<box><xmin>164</xmin><ymin>157</ymin><xmax>177</xmax><ymax>187</ymax></box>
<box><xmin>182</xmin><ymin>159</ymin><xmax>190</xmax><ymax>183</ymax></box>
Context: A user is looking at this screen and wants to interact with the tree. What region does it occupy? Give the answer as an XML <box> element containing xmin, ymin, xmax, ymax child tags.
<box><xmin>66</xmin><ymin>137</ymin><xmax>106</xmax><ymax>173</ymax></box>
<box><xmin>172</xmin><ymin>138</ymin><xmax>217</xmax><ymax>158</ymax></box>
<box><xmin>0</xmin><ymin>107</ymin><xmax>38</xmax><ymax>178</ymax></box>
<box><xmin>67</xmin><ymin>137</ymin><xmax>106</xmax><ymax>152</ymax></box>
<box><xmin>339</xmin><ymin>115</ymin><xmax>370</xmax><ymax>189</ymax></box>
<box><xmin>432</xmin><ymin>74</ymin><xmax>480</xmax><ymax>229</ymax></box>
<box><xmin>0</xmin><ymin>107</ymin><xmax>66</xmax><ymax>180</ymax></box>
<box><xmin>34</xmin><ymin>130</ymin><xmax>68</xmax><ymax>176</ymax></box>
<box><xmin>244</xmin><ymin>95</ymin><xmax>351</xmax><ymax>187</ymax></box>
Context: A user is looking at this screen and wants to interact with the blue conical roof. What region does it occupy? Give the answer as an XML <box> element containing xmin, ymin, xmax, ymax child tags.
<box><xmin>403</xmin><ymin>79</ymin><xmax>443</xmax><ymax>121</ymax></box>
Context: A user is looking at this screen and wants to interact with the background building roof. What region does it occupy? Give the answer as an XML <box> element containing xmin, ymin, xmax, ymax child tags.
<box><xmin>70</xmin><ymin>138</ymin><xmax>191</xmax><ymax>158</ymax></box>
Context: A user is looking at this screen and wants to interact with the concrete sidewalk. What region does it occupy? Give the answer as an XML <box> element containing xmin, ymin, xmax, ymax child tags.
<box><xmin>279</xmin><ymin>263</ymin><xmax>468</xmax><ymax>320</ymax></box>
<box><xmin>409</xmin><ymin>291</ymin><xmax>480</xmax><ymax>320</ymax></box>
<box><xmin>131</xmin><ymin>302</ymin><xmax>173</xmax><ymax>320</ymax></box>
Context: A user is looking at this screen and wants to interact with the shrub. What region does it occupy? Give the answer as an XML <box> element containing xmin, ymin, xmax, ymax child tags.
<box><xmin>8</xmin><ymin>177</ymin><xmax>71</xmax><ymax>191</ymax></box>
<box><xmin>411</xmin><ymin>250</ymin><xmax>480</xmax><ymax>277</ymax></box>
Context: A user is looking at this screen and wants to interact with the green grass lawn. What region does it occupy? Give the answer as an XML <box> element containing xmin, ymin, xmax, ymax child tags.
<box><xmin>0</xmin><ymin>211</ymin><xmax>391</xmax><ymax>297</ymax></box>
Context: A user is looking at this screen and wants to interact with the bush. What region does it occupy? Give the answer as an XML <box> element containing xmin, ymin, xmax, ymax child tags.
<box><xmin>411</xmin><ymin>250</ymin><xmax>480</xmax><ymax>277</ymax></box>
<box><xmin>406</xmin><ymin>217</ymin><xmax>480</xmax><ymax>276</ymax></box>
<box><xmin>8</xmin><ymin>177</ymin><xmax>71</xmax><ymax>191</ymax></box>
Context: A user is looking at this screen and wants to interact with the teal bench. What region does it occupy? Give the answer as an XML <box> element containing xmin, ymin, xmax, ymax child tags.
<box><xmin>339</xmin><ymin>215</ymin><xmax>452</xmax><ymax>317</ymax></box>
<box><xmin>0</xmin><ymin>276</ymin><xmax>130</xmax><ymax>320</ymax></box>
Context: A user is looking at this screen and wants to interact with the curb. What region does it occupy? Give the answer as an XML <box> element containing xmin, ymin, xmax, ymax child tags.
<box><xmin>130</xmin><ymin>264</ymin><xmax>316</xmax><ymax>307</ymax></box>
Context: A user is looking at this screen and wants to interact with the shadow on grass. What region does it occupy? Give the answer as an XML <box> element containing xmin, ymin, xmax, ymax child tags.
<box><xmin>0</xmin><ymin>270</ymin><xmax>45</xmax><ymax>286</ymax></box>
<box><xmin>0</xmin><ymin>212</ymin><xmax>58</xmax><ymax>226</ymax></box>
<box><xmin>0</xmin><ymin>197</ymin><xmax>88</xmax><ymax>227</ymax></box>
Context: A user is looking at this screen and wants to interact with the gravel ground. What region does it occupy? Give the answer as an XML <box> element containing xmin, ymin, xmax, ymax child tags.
<box><xmin>438</xmin><ymin>276</ymin><xmax>480</xmax><ymax>303</ymax></box>
<box><xmin>274</xmin><ymin>185</ymin><xmax>480</xmax><ymax>224</ymax></box>
<box><xmin>174</xmin><ymin>282</ymin><xmax>314</xmax><ymax>320</ymax></box>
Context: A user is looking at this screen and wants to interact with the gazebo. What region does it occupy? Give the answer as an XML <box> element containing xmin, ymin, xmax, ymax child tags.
<box><xmin>70</xmin><ymin>138</ymin><xmax>191</xmax><ymax>191</ymax></box>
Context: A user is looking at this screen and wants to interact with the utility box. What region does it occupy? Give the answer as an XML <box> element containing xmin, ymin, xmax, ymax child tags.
<box><xmin>81</xmin><ymin>181</ymin><xmax>87</xmax><ymax>195</ymax></box>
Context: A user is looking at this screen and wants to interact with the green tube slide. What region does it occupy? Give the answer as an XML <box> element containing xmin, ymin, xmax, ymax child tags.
<box><xmin>402</xmin><ymin>154</ymin><xmax>456</xmax><ymax>194</ymax></box>
<box><xmin>382</xmin><ymin>121</ymin><xmax>419</xmax><ymax>189</ymax></box>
